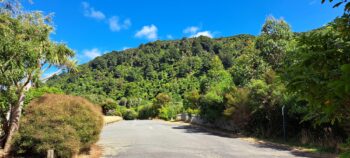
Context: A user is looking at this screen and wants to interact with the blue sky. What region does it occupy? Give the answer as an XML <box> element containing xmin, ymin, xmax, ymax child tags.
<box><xmin>23</xmin><ymin>0</ymin><xmax>343</xmax><ymax>67</ymax></box>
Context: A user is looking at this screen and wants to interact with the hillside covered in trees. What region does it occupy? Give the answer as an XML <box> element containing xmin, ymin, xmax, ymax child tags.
<box><xmin>48</xmin><ymin>34</ymin><xmax>257</xmax><ymax>102</ymax></box>
<box><xmin>47</xmin><ymin>15</ymin><xmax>350</xmax><ymax>154</ymax></box>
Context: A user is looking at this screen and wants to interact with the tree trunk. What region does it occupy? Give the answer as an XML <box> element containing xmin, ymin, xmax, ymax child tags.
<box><xmin>0</xmin><ymin>114</ymin><xmax>9</xmax><ymax>147</ymax></box>
<box><xmin>3</xmin><ymin>92</ymin><xmax>25</xmax><ymax>153</ymax></box>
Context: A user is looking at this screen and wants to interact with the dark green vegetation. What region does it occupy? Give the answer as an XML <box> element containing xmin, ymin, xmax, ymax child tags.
<box><xmin>12</xmin><ymin>94</ymin><xmax>103</xmax><ymax>157</ymax></box>
<box><xmin>48</xmin><ymin>14</ymin><xmax>350</xmax><ymax>156</ymax></box>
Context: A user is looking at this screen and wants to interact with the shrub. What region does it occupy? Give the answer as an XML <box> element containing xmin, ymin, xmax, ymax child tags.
<box><xmin>199</xmin><ymin>91</ymin><xmax>225</xmax><ymax>122</ymax></box>
<box><xmin>12</xmin><ymin>94</ymin><xmax>104</xmax><ymax>157</ymax></box>
<box><xmin>115</xmin><ymin>105</ymin><xmax>127</xmax><ymax>117</ymax></box>
<box><xmin>154</xmin><ymin>93</ymin><xmax>171</xmax><ymax>107</ymax></box>
<box><xmin>186</xmin><ymin>108</ymin><xmax>200</xmax><ymax>117</ymax></box>
<box><xmin>122</xmin><ymin>108</ymin><xmax>138</xmax><ymax>120</ymax></box>
<box><xmin>137</xmin><ymin>104</ymin><xmax>158</xmax><ymax>119</ymax></box>
<box><xmin>101</xmin><ymin>98</ymin><xmax>118</xmax><ymax>115</ymax></box>
<box><xmin>159</xmin><ymin>103</ymin><xmax>183</xmax><ymax>121</ymax></box>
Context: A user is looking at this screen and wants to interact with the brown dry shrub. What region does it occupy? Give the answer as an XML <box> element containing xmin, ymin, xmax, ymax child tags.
<box><xmin>12</xmin><ymin>94</ymin><xmax>103</xmax><ymax>158</ymax></box>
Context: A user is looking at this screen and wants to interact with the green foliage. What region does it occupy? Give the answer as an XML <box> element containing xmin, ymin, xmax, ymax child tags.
<box><xmin>223</xmin><ymin>86</ymin><xmax>251</xmax><ymax>130</ymax></box>
<box><xmin>256</xmin><ymin>16</ymin><xmax>294</xmax><ymax>70</ymax></box>
<box><xmin>229</xmin><ymin>46</ymin><xmax>269</xmax><ymax>86</ymax></box>
<box><xmin>114</xmin><ymin>105</ymin><xmax>127</xmax><ymax>117</ymax></box>
<box><xmin>0</xmin><ymin>12</ymin><xmax>76</xmax><ymax>93</ymax></box>
<box><xmin>199</xmin><ymin>90</ymin><xmax>225</xmax><ymax>122</ymax></box>
<box><xmin>159</xmin><ymin>103</ymin><xmax>183</xmax><ymax>121</ymax></box>
<box><xmin>286</xmin><ymin>22</ymin><xmax>350</xmax><ymax>125</ymax></box>
<box><xmin>24</xmin><ymin>86</ymin><xmax>64</xmax><ymax>106</ymax></box>
<box><xmin>12</xmin><ymin>94</ymin><xmax>103</xmax><ymax>157</ymax></box>
<box><xmin>183</xmin><ymin>90</ymin><xmax>200</xmax><ymax>111</ymax></box>
<box><xmin>101</xmin><ymin>99</ymin><xmax>118</xmax><ymax>115</ymax></box>
<box><xmin>122</xmin><ymin>108</ymin><xmax>138</xmax><ymax>120</ymax></box>
<box><xmin>47</xmin><ymin>35</ymin><xmax>256</xmax><ymax>102</ymax></box>
<box><xmin>137</xmin><ymin>103</ymin><xmax>158</xmax><ymax>119</ymax></box>
<box><xmin>155</xmin><ymin>93</ymin><xmax>172</xmax><ymax>106</ymax></box>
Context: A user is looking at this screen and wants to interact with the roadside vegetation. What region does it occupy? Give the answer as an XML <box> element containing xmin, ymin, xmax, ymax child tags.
<box><xmin>12</xmin><ymin>94</ymin><xmax>103</xmax><ymax>157</ymax></box>
<box><xmin>0</xmin><ymin>0</ymin><xmax>349</xmax><ymax>157</ymax></box>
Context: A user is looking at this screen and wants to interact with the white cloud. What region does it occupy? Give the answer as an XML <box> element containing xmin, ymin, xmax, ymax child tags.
<box><xmin>83</xmin><ymin>48</ymin><xmax>102</xmax><ymax>59</ymax></box>
<box><xmin>82</xmin><ymin>2</ymin><xmax>131</xmax><ymax>32</ymax></box>
<box><xmin>82</xmin><ymin>2</ymin><xmax>105</xmax><ymax>20</ymax></box>
<box><xmin>183</xmin><ymin>26</ymin><xmax>199</xmax><ymax>34</ymax></box>
<box><xmin>135</xmin><ymin>25</ymin><xmax>158</xmax><ymax>40</ymax></box>
<box><xmin>191</xmin><ymin>31</ymin><xmax>213</xmax><ymax>38</ymax></box>
<box><xmin>166</xmin><ymin>34</ymin><xmax>173</xmax><ymax>39</ymax></box>
<box><xmin>183</xmin><ymin>25</ymin><xmax>214</xmax><ymax>38</ymax></box>
<box><xmin>109</xmin><ymin>16</ymin><xmax>131</xmax><ymax>32</ymax></box>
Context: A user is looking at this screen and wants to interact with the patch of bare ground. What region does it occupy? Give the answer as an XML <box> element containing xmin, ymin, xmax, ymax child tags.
<box><xmin>78</xmin><ymin>145</ymin><xmax>102</xmax><ymax>158</ymax></box>
<box><xmin>103</xmin><ymin>116</ymin><xmax>122</xmax><ymax>124</ymax></box>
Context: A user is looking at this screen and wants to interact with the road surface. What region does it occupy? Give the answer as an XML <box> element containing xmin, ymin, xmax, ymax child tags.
<box><xmin>97</xmin><ymin>120</ymin><xmax>307</xmax><ymax>158</ymax></box>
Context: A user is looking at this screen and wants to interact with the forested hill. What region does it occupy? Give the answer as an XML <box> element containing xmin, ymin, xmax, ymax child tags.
<box><xmin>47</xmin><ymin>17</ymin><xmax>350</xmax><ymax>148</ymax></box>
<box><xmin>48</xmin><ymin>34</ymin><xmax>263</xmax><ymax>103</ymax></box>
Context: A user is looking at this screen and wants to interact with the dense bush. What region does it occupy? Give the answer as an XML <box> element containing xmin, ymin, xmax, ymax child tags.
<box><xmin>101</xmin><ymin>98</ymin><xmax>118</xmax><ymax>115</ymax></box>
<box><xmin>159</xmin><ymin>103</ymin><xmax>183</xmax><ymax>120</ymax></box>
<box><xmin>114</xmin><ymin>105</ymin><xmax>127</xmax><ymax>117</ymax></box>
<box><xmin>137</xmin><ymin>104</ymin><xmax>158</xmax><ymax>119</ymax></box>
<box><xmin>122</xmin><ymin>108</ymin><xmax>138</xmax><ymax>120</ymax></box>
<box><xmin>12</xmin><ymin>94</ymin><xmax>104</xmax><ymax>157</ymax></box>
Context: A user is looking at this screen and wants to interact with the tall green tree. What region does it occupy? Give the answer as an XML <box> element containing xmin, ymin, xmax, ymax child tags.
<box><xmin>286</xmin><ymin>22</ymin><xmax>350</xmax><ymax>125</ymax></box>
<box><xmin>0</xmin><ymin>9</ymin><xmax>76</xmax><ymax>152</ymax></box>
<box><xmin>256</xmin><ymin>17</ymin><xmax>294</xmax><ymax>70</ymax></box>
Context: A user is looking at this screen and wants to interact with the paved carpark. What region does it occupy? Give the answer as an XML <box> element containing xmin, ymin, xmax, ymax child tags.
<box><xmin>98</xmin><ymin>120</ymin><xmax>308</xmax><ymax>158</ymax></box>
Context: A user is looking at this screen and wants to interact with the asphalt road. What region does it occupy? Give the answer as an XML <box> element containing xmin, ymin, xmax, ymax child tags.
<box><xmin>97</xmin><ymin>120</ymin><xmax>306</xmax><ymax>158</ymax></box>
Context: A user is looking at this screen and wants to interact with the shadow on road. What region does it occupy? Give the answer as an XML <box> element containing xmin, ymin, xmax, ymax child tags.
<box><xmin>172</xmin><ymin>124</ymin><xmax>337</xmax><ymax>158</ymax></box>
<box><xmin>172</xmin><ymin>124</ymin><xmax>239</xmax><ymax>138</ymax></box>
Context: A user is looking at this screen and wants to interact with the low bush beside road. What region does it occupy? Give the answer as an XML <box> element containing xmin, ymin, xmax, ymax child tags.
<box><xmin>11</xmin><ymin>94</ymin><xmax>104</xmax><ymax>158</ymax></box>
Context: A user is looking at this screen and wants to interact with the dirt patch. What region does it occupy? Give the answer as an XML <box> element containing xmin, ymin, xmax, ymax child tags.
<box><xmin>104</xmin><ymin>116</ymin><xmax>122</xmax><ymax>124</ymax></box>
<box><xmin>78</xmin><ymin>144</ymin><xmax>102</xmax><ymax>158</ymax></box>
